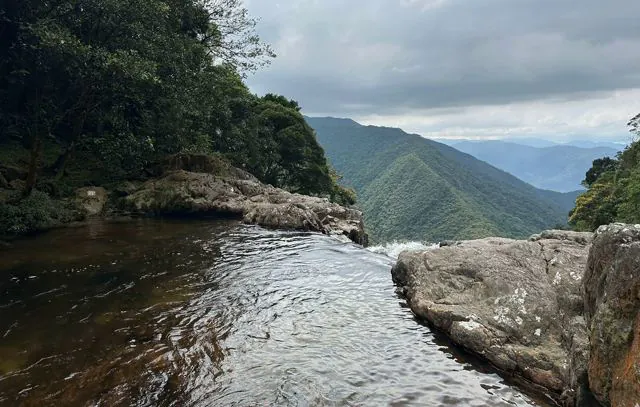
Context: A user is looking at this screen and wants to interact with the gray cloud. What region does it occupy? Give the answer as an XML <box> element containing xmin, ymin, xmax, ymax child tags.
<box><xmin>244</xmin><ymin>0</ymin><xmax>640</xmax><ymax>119</ymax></box>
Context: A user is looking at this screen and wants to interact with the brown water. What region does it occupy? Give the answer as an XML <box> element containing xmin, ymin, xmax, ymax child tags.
<box><xmin>0</xmin><ymin>219</ymin><xmax>552</xmax><ymax>406</ymax></box>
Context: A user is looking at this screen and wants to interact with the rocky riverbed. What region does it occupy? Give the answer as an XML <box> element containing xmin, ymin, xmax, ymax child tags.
<box><xmin>392</xmin><ymin>225</ymin><xmax>640</xmax><ymax>407</ymax></box>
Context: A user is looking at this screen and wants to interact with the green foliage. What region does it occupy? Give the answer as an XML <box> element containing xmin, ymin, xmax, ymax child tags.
<box><xmin>0</xmin><ymin>190</ymin><xmax>79</xmax><ymax>236</ymax></box>
<box><xmin>0</xmin><ymin>0</ymin><xmax>338</xmax><ymax>204</ymax></box>
<box><xmin>329</xmin><ymin>168</ymin><xmax>357</xmax><ymax>206</ymax></box>
<box><xmin>570</xmin><ymin>128</ymin><xmax>640</xmax><ymax>230</ymax></box>
<box><xmin>308</xmin><ymin>117</ymin><xmax>576</xmax><ymax>243</ymax></box>
<box><xmin>583</xmin><ymin>157</ymin><xmax>617</xmax><ymax>188</ymax></box>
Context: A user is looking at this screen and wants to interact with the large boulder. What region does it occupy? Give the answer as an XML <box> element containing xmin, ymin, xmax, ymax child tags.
<box><xmin>125</xmin><ymin>170</ymin><xmax>368</xmax><ymax>245</ymax></box>
<box><xmin>583</xmin><ymin>223</ymin><xmax>640</xmax><ymax>407</ymax></box>
<box><xmin>391</xmin><ymin>230</ymin><xmax>593</xmax><ymax>405</ymax></box>
<box><xmin>74</xmin><ymin>187</ymin><xmax>108</xmax><ymax>216</ymax></box>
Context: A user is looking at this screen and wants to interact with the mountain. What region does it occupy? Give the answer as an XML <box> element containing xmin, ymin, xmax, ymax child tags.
<box><xmin>451</xmin><ymin>140</ymin><xmax>619</xmax><ymax>192</ymax></box>
<box><xmin>434</xmin><ymin>137</ymin><xmax>627</xmax><ymax>150</ymax></box>
<box><xmin>307</xmin><ymin>116</ymin><xmax>580</xmax><ymax>243</ymax></box>
<box><xmin>557</xmin><ymin>139</ymin><xmax>628</xmax><ymax>150</ymax></box>
<box><xmin>434</xmin><ymin>137</ymin><xmax>560</xmax><ymax>148</ymax></box>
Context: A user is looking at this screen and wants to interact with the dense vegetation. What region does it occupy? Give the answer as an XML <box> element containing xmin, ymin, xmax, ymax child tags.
<box><xmin>0</xmin><ymin>0</ymin><xmax>350</xmax><ymax>235</ymax></box>
<box><xmin>308</xmin><ymin>117</ymin><xmax>579</xmax><ymax>243</ymax></box>
<box><xmin>452</xmin><ymin>140</ymin><xmax>618</xmax><ymax>192</ymax></box>
<box><xmin>569</xmin><ymin>116</ymin><xmax>640</xmax><ymax>231</ymax></box>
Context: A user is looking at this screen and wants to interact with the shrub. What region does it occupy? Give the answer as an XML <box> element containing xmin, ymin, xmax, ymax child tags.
<box><xmin>0</xmin><ymin>190</ymin><xmax>79</xmax><ymax>236</ymax></box>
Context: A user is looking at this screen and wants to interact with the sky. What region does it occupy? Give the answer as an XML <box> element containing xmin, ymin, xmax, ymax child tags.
<box><xmin>243</xmin><ymin>0</ymin><xmax>640</xmax><ymax>142</ymax></box>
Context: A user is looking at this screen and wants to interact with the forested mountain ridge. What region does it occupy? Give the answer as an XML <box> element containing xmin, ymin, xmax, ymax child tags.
<box><xmin>307</xmin><ymin>117</ymin><xmax>579</xmax><ymax>243</ymax></box>
<box><xmin>452</xmin><ymin>140</ymin><xmax>619</xmax><ymax>192</ymax></box>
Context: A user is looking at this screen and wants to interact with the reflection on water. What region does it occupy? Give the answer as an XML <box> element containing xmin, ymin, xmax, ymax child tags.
<box><xmin>0</xmin><ymin>219</ymin><xmax>552</xmax><ymax>406</ymax></box>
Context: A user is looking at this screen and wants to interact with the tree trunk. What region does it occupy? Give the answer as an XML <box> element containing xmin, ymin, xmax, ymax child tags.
<box><xmin>54</xmin><ymin>142</ymin><xmax>75</xmax><ymax>181</ymax></box>
<box><xmin>23</xmin><ymin>136</ymin><xmax>42</xmax><ymax>197</ymax></box>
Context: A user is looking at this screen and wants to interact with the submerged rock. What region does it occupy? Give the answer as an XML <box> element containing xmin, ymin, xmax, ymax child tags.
<box><xmin>391</xmin><ymin>230</ymin><xmax>593</xmax><ymax>405</ymax></box>
<box><xmin>584</xmin><ymin>223</ymin><xmax>640</xmax><ymax>407</ymax></box>
<box><xmin>125</xmin><ymin>169</ymin><xmax>368</xmax><ymax>246</ymax></box>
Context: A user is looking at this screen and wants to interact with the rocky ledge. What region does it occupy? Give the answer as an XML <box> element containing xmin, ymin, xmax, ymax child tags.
<box><xmin>392</xmin><ymin>226</ymin><xmax>640</xmax><ymax>407</ymax></box>
<box><xmin>100</xmin><ymin>154</ymin><xmax>369</xmax><ymax>246</ymax></box>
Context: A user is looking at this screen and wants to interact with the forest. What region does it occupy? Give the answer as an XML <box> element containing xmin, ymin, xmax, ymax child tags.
<box><xmin>0</xmin><ymin>0</ymin><xmax>353</xmax><ymax>235</ymax></box>
<box><xmin>569</xmin><ymin>116</ymin><xmax>640</xmax><ymax>231</ymax></box>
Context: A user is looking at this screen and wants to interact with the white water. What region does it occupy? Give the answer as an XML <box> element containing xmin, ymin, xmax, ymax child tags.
<box><xmin>367</xmin><ymin>240</ymin><xmax>438</xmax><ymax>259</ymax></box>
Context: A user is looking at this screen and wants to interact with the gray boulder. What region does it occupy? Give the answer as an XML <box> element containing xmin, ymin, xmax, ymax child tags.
<box><xmin>392</xmin><ymin>231</ymin><xmax>593</xmax><ymax>405</ymax></box>
<box><xmin>125</xmin><ymin>170</ymin><xmax>368</xmax><ymax>245</ymax></box>
<box><xmin>74</xmin><ymin>187</ymin><xmax>108</xmax><ymax>216</ymax></box>
<box><xmin>583</xmin><ymin>223</ymin><xmax>640</xmax><ymax>407</ymax></box>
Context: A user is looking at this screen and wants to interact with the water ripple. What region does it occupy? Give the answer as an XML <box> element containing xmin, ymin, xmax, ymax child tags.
<box><xmin>0</xmin><ymin>220</ymin><xmax>552</xmax><ymax>406</ymax></box>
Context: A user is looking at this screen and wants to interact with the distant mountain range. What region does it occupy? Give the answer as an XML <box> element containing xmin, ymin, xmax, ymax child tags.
<box><xmin>435</xmin><ymin>137</ymin><xmax>627</xmax><ymax>150</ymax></box>
<box><xmin>449</xmin><ymin>140</ymin><xmax>619</xmax><ymax>192</ymax></box>
<box><xmin>307</xmin><ymin>117</ymin><xmax>581</xmax><ymax>244</ymax></box>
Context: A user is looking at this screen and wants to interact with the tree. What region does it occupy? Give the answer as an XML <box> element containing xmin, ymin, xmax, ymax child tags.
<box><xmin>203</xmin><ymin>0</ymin><xmax>275</xmax><ymax>74</ymax></box>
<box><xmin>0</xmin><ymin>0</ymin><xmax>344</xmax><ymax>204</ymax></box>
<box><xmin>583</xmin><ymin>157</ymin><xmax>617</xmax><ymax>188</ymax></box>
<box><xmin>570</xmin><ymin>113</ymin><xmax>640</xmax><ymax>230</ymax></box>
<box><xmin>0</xmin><ymin>0</ymin><xmax>275</xmax><ymax>191</ymax></box>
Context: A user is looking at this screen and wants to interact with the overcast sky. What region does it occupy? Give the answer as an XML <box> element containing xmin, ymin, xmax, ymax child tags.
<box><xmin>244</xmin><ymin>0</ymin><xmax>640</xmax><ymax>141</ymax></box>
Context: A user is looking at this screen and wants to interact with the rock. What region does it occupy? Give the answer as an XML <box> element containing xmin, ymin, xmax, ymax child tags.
<box><xmin>0</xmin><ymin>172</ymin><xmax>8</xmax><ymax>189</ymax></box>
<box><xmin>583</xmin><ymin>223</ymin><xmax>640</xmax><ymax>407</ymax></box>
<box><xmin>391</xmin><ymin>231</ymin><xmax>593</xmax><ymax>405</ymax></box>
<box><xmin>111</xmin><ymin>181</ymin><xmax>140</xmax><ymax>197</ymax></box>
<box><xmin>531</xmin><ymin>229</ymin><xmax>594</xmax><ymax>245</ymax></box>
<box><xmin>0</xmin><ymin>165</ymin><xmax>27</xmax><ymax>183</ymax></box>
<box><xmin>243</xmin><ymin>203</ymin><xmax>324</xmax><ymax>232</ymax></box>
<box><xmin>75</xmin><ymin>187</ymin><xmax>108</xmax><ymax>216</ymax></box>
<box><xmin>125</xmin><ymin>170</ymin><xmax>368</xmax><ymax>245</ymax></box>
<box><xmin>8</xmin><ymin>179</ymin><xmax>25</xmax><ymax>191</ymax></box>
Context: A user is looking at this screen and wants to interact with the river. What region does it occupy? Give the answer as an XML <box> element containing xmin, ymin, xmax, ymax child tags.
<box><xmin>0</xmin><ymin>219</ymin><xmax>552</xmax><ymax>406</ymax></box>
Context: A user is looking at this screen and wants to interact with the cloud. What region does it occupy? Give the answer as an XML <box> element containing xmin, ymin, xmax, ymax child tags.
<box><xmin>358</xmin><ymin>89</ymin><xmax>640</xmax><ymax>142</ymax></box>
<box><xmin>244</xmin><ymin>0</ymin><xmax>640</xmax><ymax>138</ymax></box>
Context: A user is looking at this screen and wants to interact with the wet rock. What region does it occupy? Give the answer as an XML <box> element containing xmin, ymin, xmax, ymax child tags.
<box><xmin>75</xmin><ymin>187</ymin><xmax>108</xmax><ymax>216</ymax></box>
<box><xmin>583</xmin><ymin>223</ymin><xmax>640</xmax><ymax>407</ymax></box>
<box><xmin>125</xmin><ymin>170</ymin><xmax>368</xmax><ymax>245</ymax></box>
<box><xmin>391</xmin><ymin>232</ymin><xmax>593</xmax><ymax>405</ymax></box>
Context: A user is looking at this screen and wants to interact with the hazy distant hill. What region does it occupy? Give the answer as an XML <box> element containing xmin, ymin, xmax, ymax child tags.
<box><xmin>307</xmin><ymin>117</ymin><xmax>580</xmax><ymax>243</ymax></box>
<box><xmin>435</xmin><ymin>137</ymin><xmax>626</xmax><ymax>150</ymax></box>
<box><xmin>452</xmin><ymin>140</ymin><xmax>619</xmax><ymax>192</ymax></box>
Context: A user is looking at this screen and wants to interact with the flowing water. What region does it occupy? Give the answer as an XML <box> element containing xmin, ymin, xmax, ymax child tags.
<box><xmin>0</xmin><ymin>219</ymin><xmax>552</xmax><ymax>406</ymax></box>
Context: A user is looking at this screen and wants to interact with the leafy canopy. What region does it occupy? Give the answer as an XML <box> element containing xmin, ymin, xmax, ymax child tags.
<box><xmin>0</xmin><ymin>0</ymin><xmax>345</xmax><ymax>204</ymax></box>
<box><xmin>569</xmin><ymin>116</ymin><xmax>640</xmax><ymax>231</ymax></box>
